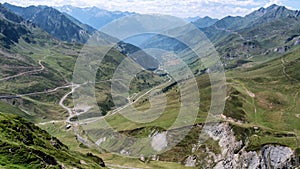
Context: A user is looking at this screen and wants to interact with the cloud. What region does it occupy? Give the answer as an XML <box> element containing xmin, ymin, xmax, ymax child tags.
<box><xmin>88</xmin><ymin>0</ymin><xmax>265</xmax><ymax>18</ymax></box>
<box><xmin>264</xmin><ymin>0</ymin><xmax>283</xmax><ymax>7</ymax></box>
<box><xmin>0</xmin><ymin>0</ymin><xmax>291</xmax><ymax>18</ymax></box>
<box><xmin>203</xmin><ymin>0</ymin><xmax>261</xmax><ymax>6</ymax></box>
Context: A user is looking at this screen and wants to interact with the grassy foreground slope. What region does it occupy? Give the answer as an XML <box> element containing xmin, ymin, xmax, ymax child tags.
<box><xmin>0</xmin><ymin>112</ymin><xmax>106</xmax><ymax>168</ymax></box>
<box><xmin>38</xmin><ymin>121</ymin><xmax>196</xmax><ymax>169</ymax></box>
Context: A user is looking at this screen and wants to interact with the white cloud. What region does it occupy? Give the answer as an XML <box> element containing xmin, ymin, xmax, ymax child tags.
<box><xmin>264</xmin><ymin>0</ymin><xmax>283</xmax><ymax>7</ymax></box>
<box><xmin>203</xmin><ymin>0</ymin><xmax>261</xmax><ymax>6</ymax></box>
<box><xmin>0</xmin><ymin>0</ymin><xmax>289</xmax><ymax>18</ymax></box>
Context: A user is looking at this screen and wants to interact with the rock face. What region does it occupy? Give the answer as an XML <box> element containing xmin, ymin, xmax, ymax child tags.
<box><xmin>204</xmin><ymin>122</ymin><xmax>246</xmax><ymax>169</ymax></box>
<box><xmin>151</xmin><ymin>131</ymin><xmax>168</xmax><ymax>152</ymax></box>
<box><xmin>201</xmin><ymin>122</ymin><xmax>299</xmax><ymax>169</ymax></box>
<box><xmin>274</xmin><ymin>46</ymin><xmax>289</xmax><ymax>53</ymax></box>
<box><xmin>260</xmin><ymin>145</ymin><xmax>294</xmax><ymax>169</ymax></box>
<box><xmin>294</xmin><ymin>38</ymin><xmax>300</xmax><ymax>46</ymax></box>
<box><xmin>185</xmin><ymin>155</ymin><xmax>197</xmax><ymax>167</ymax></box>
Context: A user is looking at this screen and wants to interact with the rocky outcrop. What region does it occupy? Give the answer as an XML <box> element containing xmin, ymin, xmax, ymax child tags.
<box><xmin>185</xmin><ymin>155</ymin><xmax>197</xmax><ymax>167</ymax></box>
<box><xmin>274</xmin><ymin>46</ymin><xmax>289</xmax><ymax>53</ymax></box>
<box><xmin>204</xmin><ymin>122</ymin><xmax>245</xmax><ymax>169</ymax></box>
<box><xmin>151</xmin><ymin>131</ymin><xmax>168</xmax><ymax>152</ymax></box>
<box><xmin>294</xmin><ymin>38</ymin><xmax>300</xmax><ymax>46</ymax></box>
<box><xmin>201</xmin><ymin>122</ymin><xmax>299</xmax><ymax>169</ymax></box>
<box><xmin>260</xmin><ymin>145</ymin><xmax>294</xmax><ymax>169</ymax></box>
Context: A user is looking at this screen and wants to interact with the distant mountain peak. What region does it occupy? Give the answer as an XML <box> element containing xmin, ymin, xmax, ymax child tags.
<box><xmin>255</xmin><ymin>4</ymin><xmax>286</xmax><ymax>13</ymax></box>
<box><xmin>207</xmin><ymin>3</ymin><xmax>300</xmax><ymax>35</ymax></box>
<box><xmin>0</xmin><ymin>3</ymin><xmax>24</xmax><ymax>23</ymax></box>
<box><xmin>90</xmin><ymin>6</ymin><xmax>99</xmax><ymax>10</ymax></box>
<box><xmin>264</xmin><ymin>4</ymin><xmax>295</xmax><ymax>13</ymax></box>
<box><xmin>3</xmin><ymin>3</ymin><xmax>95</xmax><ymax>43</ymax></box>
<box><xmin>203</xmin><ymin>16</ymin><xmax>212</xmax><ymax>19</ymax></box>
<box><xmin>267</xmin><ymin>4</ymin><xmax>280</xmax><ymax>9</ymax></box>
<box><xmin>192</xmin><ymin>16</ymin><xmax>218</xmax><ymax>28</ymax></box>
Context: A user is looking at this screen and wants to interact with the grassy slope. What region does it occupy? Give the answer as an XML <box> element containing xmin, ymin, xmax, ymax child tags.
<box><xmin>1</xmin><ymin>7</ymin><xmax>299</xmax><ymax>167</ymax></box>
<box><xmin>12</xmin><ymin>38</ymin><xmax>296</xmax><ymax>167</ymax></box>
<box><xmin>0</xmin><ymin>39</ymin><xmax>164</xmax><ymax>122</ymax></box>
<box><xmin>224</xmin><ymin>46</ymin><xmax>300</xmax><ymax>150</ymax></box>
<box><xmin>0</xmin><ymin>112</ymin><xmax>105</xmax><ymax>168</ymax></box>
<box><xmin>226</xmin><ymin>46</ymin><xmax>300</xmax><ymax>129</ymax></box>
<box><xmin>0</xmin><ymin>28</ymin><xmax>171</xmax><ymax>168</ymax></box>
<box><xmin>38</xmin><ymin>121</ymin><xmax>195</xmax><ymax>169</ymax></box>
<box><xmin>83</xmin><ymin>46</ymin><xmax>300</xmax><ymax>165</ymax></box>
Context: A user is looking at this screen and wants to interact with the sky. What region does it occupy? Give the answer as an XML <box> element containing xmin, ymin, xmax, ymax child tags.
<box><xmin>0</xmin><ymin>0</ymin><xmax>299</xmax><ymax>18</ymax></box>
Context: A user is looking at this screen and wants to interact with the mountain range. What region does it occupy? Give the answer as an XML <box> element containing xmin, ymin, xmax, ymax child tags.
<box><xmin>3</xmin><ymin>3</ymin><xmax>159</xmax><ymax>70</ymax></box>
<box><xmin>0</xmin><ymin>2</ymin><xmax>299</xmax><ymax>169</ymax></box>
<box><xmin>140</xmin><ymin>4</ymin><xmax>300</xmax><ymax>70</ymax></box>
<box><xmin>192</xmin><ymin>16</ymin><xmax>218</xmax><ymax>28</ymax></box>
<box><xmin>56</xmin><ymin>5</ymin><xmax>134</xmax><ymax>29</ymax></box>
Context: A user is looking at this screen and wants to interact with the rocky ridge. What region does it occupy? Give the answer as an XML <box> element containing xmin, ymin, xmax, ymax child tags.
<box><xmin>185</xmin><ymin>122</ymin><xmax>300</xmax><ymax>168</ymax></box>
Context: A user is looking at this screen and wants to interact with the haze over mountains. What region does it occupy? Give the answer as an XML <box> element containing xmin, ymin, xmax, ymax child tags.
<box><xmin>139</xmin><ymin>4</ymin><xmax>300</xmax><ymax>70</ymax></box>
<box><xmin>0</xmin><ymin>2</ymin><xmax>299</xmax><ymax>168</ymax></box>
<box><xmin>3</xmin><ymin>3</ymin><xmax>161</xmax><ymax>70</ymax></box>
<box><xmin>56</xmin><ymin>5</ymin><xmax>135</xmax><ymax>29</ymax></box>
<box><xmin>56</xmin><ymin>5</ymin><xmax>220</xmax><ymax>30</ymax></box>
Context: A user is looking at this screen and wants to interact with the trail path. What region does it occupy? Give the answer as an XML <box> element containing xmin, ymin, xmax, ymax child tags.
<box><xmin>38</xmin><ymin>120</ymin><xmax>65</xmax><ymax>125</ymax></box>
<box><xmin>214</xmin><ymin>26</ymin><xmax>245</xmax><ymax>40</ymax></box>
<box><xmin>109</xmin><ymin>74</ymin><xmax>172</xmax><ymax>116</ymax></box>
<box><xmin>281</xmin><ymin>58</ymin><xmax>298</xmax><ymax>82</ymax></box>
<box><xmin>58</xmin><ymin>83</ymin><xmax>82</xmax><ymax>123</ymax></box>
<box><xmin>0</xmin><ymin>60</ymin><xmax>44</xmax><ymax>82</ymax></box>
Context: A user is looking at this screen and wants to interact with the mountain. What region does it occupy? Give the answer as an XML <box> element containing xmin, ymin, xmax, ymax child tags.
<box><xmin>203</xmin><ymin>4</ymin><xmax>300</xmax><ymax>66</ymax></box>
<box><xmin>0</xmin><ymin>3</ymin><xmax>60</xmax><ymax>78</ymax></box>
<box><xmin>185</xmin><ymin>16</ymin><xmax>201</xmax><ymax>22</ymax></box>
<box><xmin>117</xmin><ymin>41</ymin><xmax>159</xmax><ymax>70</ymax></box>
<box><xmin>192</xmin><ymin>16</ymin><xmax>218</xmax><ymax>28</ymax></box>
<box><xmin>0</xmin><ymin>3</ymin><xmax>161</xmax><ymax>118</ymax></box>
<box><xmin>140</xmin><ymin>4</ymin><xmax>300</xmax><ymax>69</ymax></box>
<box><xmin>212</xmin><ymin>4</ymin><xmax>300</xmax><ymax>31</ymax></box>
<box><xmin>3</xmin><ymin>3</ymin><xmax>159</xmax><ymax>69</ymax></box>
<box><xmin>0</xmin><ymin>3</ymin><xmax>299</xmax><ymax>168</ymax></box>
<box><xmin>3</xmin><ymin>3</ymin><xmax>96</xmax><ymax>43</ymax></box>
<box><xmin>0</xmin><ymin>112</ymin><xmax>105</xmax><ymax>168</ymax></box>
<box><xmin>0</xmin><ymin>4</ymin><xmax>38</xmax><ymax>48</ymax></box>
<box><xmin>56</xmin><ymin>5</ymin><xmax>134</xmax><ymax>29</ymax></box>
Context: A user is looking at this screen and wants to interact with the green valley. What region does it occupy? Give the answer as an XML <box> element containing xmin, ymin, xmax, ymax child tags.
<box><xmin>0</xmin><ymin>2</ymin><xmax>299</xmax><ymax>169</ymax></box>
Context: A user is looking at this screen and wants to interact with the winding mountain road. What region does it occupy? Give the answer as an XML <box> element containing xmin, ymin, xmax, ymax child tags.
<box><xmin>108</xmin><ymin>74</ymin><xmax>172</xmax><ymax>116</ymax></box>
<box><xmin>0</xmin><ymin>60</ymin><xmax>45</xmax><ymax>82</ymax></box>
<box><xmin>57</xmin><ymin>83</ymin><xmax>89</xmax><ymax>123</ymax></box>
